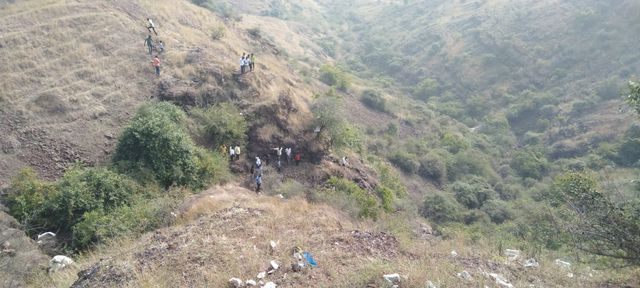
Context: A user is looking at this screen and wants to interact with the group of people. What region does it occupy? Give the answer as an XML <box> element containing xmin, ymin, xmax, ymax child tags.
<box><xmin>240</xmin><ymin>53</ymin><xmax>256</xmax><ymax>74</ymax></box>
<box><xmin>250</xmin><ymin>146</ymin><xmax>303</xmax><ymax>193</ymax></box>
<box><xmin>143</xmin><ymin>18</ymin><xmax>164</xmax><ymax>77</ymax></box>
<box><xmin>220</xmin><ymin>144</ymin><xmax>242</xmax><ymax>161</ymax></box>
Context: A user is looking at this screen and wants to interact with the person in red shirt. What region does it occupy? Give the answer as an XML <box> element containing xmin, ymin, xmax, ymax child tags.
<box><xmin>294</xmin><ymin>152</ymin><xmax>301</xmax><ymax>166</ymax></box>
<box><xmin>151</xmin><ymin>55</ymin><xmax>161</xmax><ymax>76</ymax></box>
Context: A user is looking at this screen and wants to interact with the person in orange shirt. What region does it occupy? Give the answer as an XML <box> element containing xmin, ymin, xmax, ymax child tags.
<box><xmin>151</xmin><ymin>55</ymin><xmax>161</xmax><ymax>76</ymax></box>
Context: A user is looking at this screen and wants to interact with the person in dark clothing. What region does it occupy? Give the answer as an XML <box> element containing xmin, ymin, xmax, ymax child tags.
<box><xmin>144</xmin><ymin>35</ymin><xmax>154</xmax><ymax>55</ymax></box>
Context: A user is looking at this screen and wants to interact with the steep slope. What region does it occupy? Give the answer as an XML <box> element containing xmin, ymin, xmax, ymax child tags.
<box><xmin>0</xmin><ymin>0</ymin><xmax>325</xmax><ymax>186</ymax></box>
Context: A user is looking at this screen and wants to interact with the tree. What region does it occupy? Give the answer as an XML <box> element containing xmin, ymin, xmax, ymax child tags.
<box><xmin>552</xmin><ymin>172</ymin><xmax>640</xmax><ymax>265</ymax></box>
<box><xmin>626</xmin><ymin>81</ymin><xmax>640</xmax><ymax>115</ymax></box>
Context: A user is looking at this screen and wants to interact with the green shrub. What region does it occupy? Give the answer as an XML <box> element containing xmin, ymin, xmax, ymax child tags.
<box><xmin>190</xmin><ymin>102</ymin><xmax>248</xmax><ymax>149</ymax></box>
<box><xmin>73</xmin><ymin>194</ymin><xmax>176</xmax><ymax>249</ymax></box>
<box><xmin>375</xmin><ymin>186</ymin><xmax>394</xmax><ymax>212</ymax></box>
<box><xmin>510</xmin><ymin>148</ymin><xmax>548</xmax><ymax>180</ymax></box>
<box><xmin>5</xmin><ymin>168</ymin><xmax>57</xmax><ymax>230</ymax></box>
<box><xmin>481</xmin><ymin>200</ymin><xmax>513</xmax><ymax>224</ymax></box>
<box><xmin>312</xmin><ymin>96</ymin><xmax>363</xmax><ymax>152</ymax></box>
<box><xmin>418</xmin><ymin>153</ymin><xmax>447</xmax><ymax>186</ymax></box>
<box><xmin>420</xmin><ymin>193</ymin><xmax>461</xmax><ymax>224</ymax></box>
<box><xmin>447</xmin><ymin>150</ymin><xmax>494</xmax><ymax>181</ymax></box>
<box><xmin>450</xmin><ymin>177</ymin><xmax>496</xmax><ymax>209</ymax></box>
<box><xmin>211</xmin><ymin>25</ymin><xmax>226</xmax><ymax>40</ymax></box>
<box><xmin>389</xmin><ymin>152</ymin><xmax>419</xmax><ymax>174</ymax></box>
<box><xmin>319</xmin><ymin>64</ymin><xmax>350</xmax><ymax>91</ymax></box>
<box><xmin>114</xmin><ymin>103</ymin><xmax>224</xmax><ymax>189</ymax></box>
<box><xmin>324</xmin><ymin>177</ymin><xmax>380</xmax><ymax>219</ymax></box>
<box><xmin>360</xmin><ymin>89</ymin><xmax>387</xmax><ymax>112</ymax></box>
<box><xmin>413</xmin><ymin>78</ymin><xmax>441</xmax><ymax>101</ymax></box>
<box><xmin>273</xmin><ymin>179</ymin><xmax>306</xmax><ymax>199</ymax></box>
<box><xmin>440</xmin><ymin>132</ymin><xmax>469</xmax><ymax>154</ymax></box>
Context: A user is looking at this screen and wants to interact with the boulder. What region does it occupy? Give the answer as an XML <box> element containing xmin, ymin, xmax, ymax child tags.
<box><xmin>229</xmin><ymin>277</ymin><xmax>244</xmax><ymax>288</ymax></box>
<box><xmin>49</xmin><ymin>255</ymin><xmax>74</xmax><ymax>272</ymax></box>
<box><xmin>456</xmin><ymin>270</ymin><xmax>472</xmax><ymax>280</ymax></box>
<box><xmin>262</xmin><ymin>282</ymin><xmax>276</xmax><ymax>288</ymax></box>
<box><xmin>383</xmin><ymin>273</ymin><xmax>401</xmax><ymax>284</ymax></box>
<box><xmin>504</xmin><ymin>249</ymin><xmax>520</xmax><ymax>261</ymax></box>
<box><xmin>554</xmin><ymin>259</ymin><xmax>571</xmax><ymax>269</ymax></box>
<box><xmin>524</xmin><ymin>258</ymin><xmax>539</xmax><ymax>268</ymax></box>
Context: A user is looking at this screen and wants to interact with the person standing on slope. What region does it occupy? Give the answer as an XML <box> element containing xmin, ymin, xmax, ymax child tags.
<box><xmin>147</xmin><ymin>18</ymin><xmax>158</xmax><ymax>35</ymax></box>
<box><xmin>285</xmin><ymin>147</ymin><xmax>292</xmax><ymax>164</ymax></box>
<box><xmin>240</xmin><ymin>53</ymin><xmax>246</xmax><ymax>74</ymax></box>
<box><xmin>229</xmin><ymin>145</ymin><xmax>236</xmax><ymax>161</ymax></box>
<box><xmin>249</xmin><ymin>53</ymin><xmax>256</xmax><ymax>71</ymax></box>
<box><xmin>151</xmin><ymin>55</ymin><xmax>161</xmax><ymax>76</ymax></box>
<box><xmin>145</xmin><ymin>35</ymin><xmax>154</xmax><ymax>55</ymax></box>
<box><xmin>234</xmin><ymin>145</ymin><xmax>241</xmax><ymax>161</ymax></box>
<box><xmin>255</xmin><ymin>174</ymin><xmax>262</xmax><ymax>193</ymax></box>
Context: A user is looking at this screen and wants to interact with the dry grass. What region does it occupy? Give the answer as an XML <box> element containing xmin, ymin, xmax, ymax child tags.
<box><xmin>28</xmin><ymin>183</ymin><xmax>639</xmax><ymax>288</ymax></box>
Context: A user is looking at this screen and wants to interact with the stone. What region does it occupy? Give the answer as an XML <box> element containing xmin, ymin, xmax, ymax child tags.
<box><xmin>456</xmin><ymin>270</ymin><xmax>472</xmax><ymax>280</ymax></box>
<box><xmin>49</xmin><ymin>255</ymin><xmax>74</xmax><ymax>272</ymax></box>
<box><xmin>383</xmin><ymin>273</ymin><xmax>401</xmax><ymax>284</ymax></box>
<box><xmin>425</xmin><ymin>280</ymin><xmax>437</xmax><ymax>288</ymax></box>
<box><xmin>270</xmin><ymin>260</ymin><xmax>279</xmax><ymax>271</ymax></box>
<box><xmin>229</xmin><ymin>278</ymin><xmax>244</xmax><ymax>288</ymax></box>
<box><xmin>270</xmin><ymin>240</ymin><xmax>277</xmax><ymax>252</ymax></box>
<box><xmin>257</xmin><ymin>272</ymin><xmax>266</xmax><ymax>279</ymax></box>
<box><xmin>262</xmin><ymin>282</ymin><xmax>276</xmax><ymax>288</ymax></box>
<box><xmin>292</xmin><ymin>263</ymin><xmax>304</xmax><ymax>272</ymax></box>
<box><xmin>246</xmin><ymin>279</ymin><xmax>257</xmax><ymax>286</ymax></box>
<box><xmin>567</xmin><ymin>273</ymin><xmax>574</xmax><ymax>278</ymax></box>
<box><xmin>554</xmin><ymin>259</ymin><xmax>571</xmax><ymax>269</ymax></box>
<box><xmin>524</xmin><ymin>258</ymin><xmax>539</xmax><ymax>268</ymax></box>
<box><xmin>277</xmin><ymin>194</ymin><xmax>284</xmax><ymax>199</ymax></box>
<box><xmin>488</xmin><ymin>273</ymin><xmax>513</xmax><ymax>288</ymax></box>
<box><xmin>504</xmin><ymin>249</ymin><xmax>520</xmax><ymax>261</ymax></box>
<box><xmin>450</xmin><ymin>250</ymin><xmax>458</xmax><ymax>257</ymax></box>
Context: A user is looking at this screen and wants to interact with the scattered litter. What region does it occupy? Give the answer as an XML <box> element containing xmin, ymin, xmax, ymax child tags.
<box><xmin>270</xmin><ymin>240</ymin><xmax>277</xmax><ymax>252</ymax></box>
<box><xmin>567</xmin><ymin>273</ymin><xmax>574</xmax><ymax>278</ymax></box>
<box><xmin>270</xmin><ymin>260</ymin><xmax>279</xmax><ymax>270</ymax></box>
<box><xmin>451</xmin><ymin>250</ymin><xmax>458</xmax><ymax>257</ymax></box>
<box><xmin>426</xmin><ymin>280</ymin><xmax>437</xmax><ymax>288</ymax></box>
<box><xmin>246</xmin><ymin>280</ymin><xmax>257</xmax><ymax>286</ymax></box>
<box><xmin>277</xmin><ymin>194</ymin><xmax>284</xmax><ymax>199</ymax></box>
<box><xmin>257</xmin><ymin>272</ymin><xmax>266</xmax><ymax>279</ymax></box>
<box><xmin>487</xmin><ymin>273</ymin><xmax>513</xmax><ymax>288</ymax></box>
<box><xmin>49</xmin><ymin>255</ymin><xmax>74</xmax><ymax>272</ymax></box>
<box><xmin>303</xmin><ymin>252</ymin><xmax>317</xmax><ymax>267</ymax></box>
<box><xmin>262</xmin><ymin>282</ymin><xmax>276</xmax><ymax>288</ymax></box>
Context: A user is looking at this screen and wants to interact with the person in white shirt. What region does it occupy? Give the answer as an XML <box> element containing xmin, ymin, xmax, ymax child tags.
<box><xmin>147</xmin><ymin>18</ymin><xmax>158</xmax><ymax>35</ymax></box>
<box><xmin>285</xmin><ymin>147</ymin><xmax>292</xmax><ymax>164</ymax></box>
<box><xmin>240</xmin><ymin>54</ymin><xmax>247</xmax><ymax>74</ymax></box>
<box><xmin>229</xmin><ymin>146</ymin><xmax>236</xmax><ymax>161</ymax></box>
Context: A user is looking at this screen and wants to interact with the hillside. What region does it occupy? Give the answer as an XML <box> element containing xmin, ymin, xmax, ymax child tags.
<box><xmin>1</xmin><ymin>0</ymin><xmax>640</xmax><ymax>287</ymax></box>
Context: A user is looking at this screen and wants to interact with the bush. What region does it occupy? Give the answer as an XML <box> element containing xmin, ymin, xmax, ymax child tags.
<box><xmin>190</xmin><ymin>102</ymin><xmax>248</xmax><ymax>149</ymax></box>
<box><xmin>360</xmin><ymin>89</ymin><xmax>387</xmax><ymax>112</ymax></box>
<box><xmin>418</xmin><ymin>153</ymin><xmax>447</xmax><ymax>186</ymax></box>
<box><xmin>450</xmin><ymin>177</ymin><xmax>496</xmax><ymax>209</ymax></box>
<box><xmin>4</xmin><ymin>168</ymin><xmax>57</xmax><ymax>230</ymax></box>
<box><xmin>447</xmin><ymin>150</ymin><xmax>494</xmax><ymax>181</ymax></box>
<box><xmin>413</xmin><ymin>78</ymin><xmax>441</xmax><ymax>101</ymax></box>
<box><xmin>319</xmin><ymin>64</ymin><xmax>350</xmax><ymax>91</ymax></box>
<box><xmin>323</xmin><ymin>177</ymin><xmax>380</xmax><ymax>219</ymax></box>
<box><xmin>440</xmin><ymin>132</ymin><xmax>469</xmax><ymax>154</ymax></box>
<box><xmin>389</xmin><ymin>152</ymin><xmax>419</xmax><ymax>174</ymax></box>
<box><xmin>510</xmin><ymin>148</ymin><xmax>548</xmax><ymax>180</ymax></box>
<box><xmin>312</xmin><ymin>96</ymin><xmax>363</xmax><ymax>152</ymax></box>
<box><xmin>211</xmin><ymin>25</ymin><xmax>226</xmax><ymax>40</ymax></box>
<box><xmin>420</xmin><ymin>193</ymin><xmax>461</xmax><ymax>224</ymax></box>
<box><xmin>481</xmin><ymin>200</ymin><xmax>513</xmax><ymax>224</ymax></box>
<box><xmin>114</xmin><ymin>103</ymin><xmax>224</xmax><ymax>189</ymax></box>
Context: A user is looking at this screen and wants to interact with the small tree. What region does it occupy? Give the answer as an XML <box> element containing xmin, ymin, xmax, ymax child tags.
<box><xmin>190</xmin><ymin>102</ymin><xmax>248</xmax><ymax>149</ymax></box>
<box><xmin>552</xmin><ymin>172</ymin><xmax>640</xmax><ymax>265</ymax></box>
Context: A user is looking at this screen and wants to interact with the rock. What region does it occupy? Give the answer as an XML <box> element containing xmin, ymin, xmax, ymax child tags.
<box><xmin>425</xmin><ymin>280</ymin><xmax>437</xmax><ymax>288</ymax></box>
<box><xmin>383</xmin><ymin>273</ymin><xmax>401</xmax><ymax>284</ymax></box>
<box><xmin>270</xmin><ymin>260</ymin><xmax>279</xmax><ymax>271</ymax></box>
<box><xmin>229</xmin><ymin>277</ymin><xmax>244</xmax><ymax>288</ymax></box>
<box><xmin>450</xmin><ymin>250</ymin><xmax>458</xmax><ymax>257</ymax></box>
<box><xmin>37</xmin><ymin>232</ymin><xmax>56</xmax><ymax>240</ymax></box>
<box><xmin>246</xmin><ymin>280</ymin><xmax>257</xmax><ymax>286</ymax></box>
<box><xmin>524</xmin><ymin>258</ymin><xmax>539</xmax><ymax>268</ymax></box>
<box><xmin>262</xmin><ymin>282</ymin><xmax>276</xmax><ymax>288</ymax></box>
<box><xmin>456</xmin><ymin>270</ymin><xmax>472</xmax><ymax>280</ymax></box>
<box><xmin>554</xmin><ymin>259</ymin><xmax>571</xmax><ymax>269</ymax></box>
<box><xmin>504</xmin><ymin>249</ymin><xmax>520</xmax><ymax>261</ymax></box>
<box><xmin>488</xmin><ymin>273</ymin><xmax>513</xmax><ymax>288</ymax></box>
<box><xmin>257</xmin><ymin>272</ymin><xmax>266</xmax><ymax>279</ymax></box>
<box><xmin>1</xmin><ymin>249</ymin><xmax>15</xmax><ymax>256</ymax></box>
<box><xmin>49</xmin><ymin>255</ymin><xmax>74</xmax><ymax>272</ymax></box>
<box><xmin>567</xmin><ymin>273</ymin><xmax>574</xmax><ymax>278</ymax></box>
<box><xmin>277</xmin><ymin>194</ymin><xmax>284</xmax><ymax>199</ymax></box>
<box><xmin>270</xmin><ymin>240</ymin><xmax>277</xmax><ymax>252</ymax></box>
